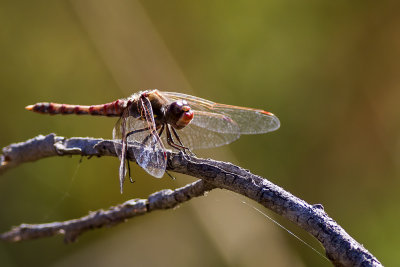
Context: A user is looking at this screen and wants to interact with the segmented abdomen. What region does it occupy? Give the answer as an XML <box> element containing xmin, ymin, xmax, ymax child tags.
<box><xmin>25</xmin><ymin>100</ymin><xmax>126</xmax><ymax>117</ymax></box>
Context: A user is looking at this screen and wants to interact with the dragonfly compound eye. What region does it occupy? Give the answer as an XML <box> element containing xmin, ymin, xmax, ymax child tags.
<box><xmin>178</xmin><ymin>107</ymin><xmax>194</xmax><ymax>128</ymax></box>
<box><xmin>167</xmin><ymin>101</ymin><xmax>194</xmax><ymax>129</ymax></box>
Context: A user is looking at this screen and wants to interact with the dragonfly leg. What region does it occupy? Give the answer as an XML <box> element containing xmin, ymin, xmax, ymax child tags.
<box><xmin>165</xmin><ymin>125</ymin><xmax>195</xmax><ymax>156</ymax></box>
<box><xmin>165</xmin><ymin>125</ymin><xmax>182</xmax><ymax>150</ymax></box>
<box><xmin>165</xmin><ymin>170</ymin><xmax>176</xmax><ymax>180</ymax></box>
<box><xmin>171</xmin><ymin>127</ymin><xmax>196</xmax><ymax>156</ymax></box>
<box><xmin>169</xmin><ymin>126</ymin><xmax>196</xmax><ymax>156</ymax></box>
<box><xmin>141</xmin><ymin>130</ymin><xmax>156</xmax><ymax>146</ymax></box>
<box><xmin>126</xmin><ymin>126</ymin><xmax>158</xmax><ymax>149</ymax></box>
<box><xmin>158</xmin><ymin>124</ymin><xmax>165</xmax><ymax>137</ymax></box>
<box><xmin>126</xmin><ymin>157</ymin><xmax>134</xmax><ymax>183</ymax></box>
<box><xmin>126</xmin><ymin>127</ymin><xmax>150</xmax><ymax>139</ymax></box>
<box><xmin>136</xmin><ymin>124</ymin><xmax>165</xmax><ymax>147</ymax></box>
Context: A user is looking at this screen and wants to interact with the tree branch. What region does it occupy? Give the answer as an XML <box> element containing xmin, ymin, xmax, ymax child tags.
<box><xmin>0</xmin><ymin>179</ymin><xmax>215</xmax><ymax>243</ymax></box>
<box><xmin>0</xmin><ymin>134</ymin><xmax>382</xmax><ymax>267</ymax></box>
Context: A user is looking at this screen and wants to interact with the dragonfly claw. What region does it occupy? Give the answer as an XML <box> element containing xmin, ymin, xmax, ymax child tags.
<box><xmin>165</xmin><ymin>170</ymin><xmax>176</xmax><ymax>180</ymax></box>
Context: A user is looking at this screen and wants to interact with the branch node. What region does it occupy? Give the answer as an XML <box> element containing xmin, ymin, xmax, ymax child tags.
<box><xmin>313</xmin><ymin>204</ymin><xmax>325</xmax><ymax>210</ymax></box>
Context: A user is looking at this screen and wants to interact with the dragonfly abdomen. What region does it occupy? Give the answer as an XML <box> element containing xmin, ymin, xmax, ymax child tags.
<box><xmin>25</xmin><ymin>101</ymin><xmax>126</xmax><ymax>117</ymax></box>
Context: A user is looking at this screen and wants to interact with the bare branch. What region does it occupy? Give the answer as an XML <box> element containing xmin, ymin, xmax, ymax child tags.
<box><xmin>0</xmin><ymin>179</ymin><xmax>215</xmax><ymax>243</ymax></box>
<box><xmin>0</xmin><ymin>134</ymin><xmax>382</xmax><ymax>267</ymax></box>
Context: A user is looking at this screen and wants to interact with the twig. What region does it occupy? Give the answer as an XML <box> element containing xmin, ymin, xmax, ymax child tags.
<box><xmin>0</xmin><ymin>134</ymin><xmax>382</xmax><ymax>267</ymax></box>
<box><xmin>0</xmin><ymin>179</ymin><xmax>215</xmax><ymax>243</ymax></box>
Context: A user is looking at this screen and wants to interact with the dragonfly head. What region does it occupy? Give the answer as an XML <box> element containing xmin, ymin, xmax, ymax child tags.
<box><xmin>166</xmin><ymin>100</ymin><xmax>194</xmax><ymax>129</ymax></box>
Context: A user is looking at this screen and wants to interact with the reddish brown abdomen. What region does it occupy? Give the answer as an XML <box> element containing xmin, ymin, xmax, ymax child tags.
<box><xmin>25</xmin><ymin>100</ymin><xmax>125</xmax><ymax>117</ymax></box>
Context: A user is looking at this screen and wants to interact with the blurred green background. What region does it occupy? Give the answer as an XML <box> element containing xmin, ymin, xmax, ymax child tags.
<box><xmin>1</xmin><ymin>0</ymin><xmax>399</xmax><ymax>266</ymax></box>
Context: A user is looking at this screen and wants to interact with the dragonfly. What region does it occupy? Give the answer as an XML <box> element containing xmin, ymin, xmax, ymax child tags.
<box><xmin>25</xmin><ymin>90</ymin><xmax>280</xmax><ymax>193</ymax></box>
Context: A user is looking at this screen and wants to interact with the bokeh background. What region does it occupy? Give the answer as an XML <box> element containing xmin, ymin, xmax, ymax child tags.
<box><xmin>1</xmin><ymin>1</ymin><xmax>399</xmax><ymax>266</ymax></box>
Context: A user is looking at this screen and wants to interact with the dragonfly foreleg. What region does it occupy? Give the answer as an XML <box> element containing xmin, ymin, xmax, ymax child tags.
<box><xmin>171</xmin><ymin>127</ymin><xmax>196</xmax><ymax>156</ymax></box>
<box><xmin>126</xmin><ymin>127</ymin><xmax>157</xmax><ymax>148</ymax></box>
<box><xmin>141</xmin><ymin>131</ymin><xmax>156</xmax><ymax>146</ymax></box>
<box><xmin>165</xmin><ymin>125</ymin><xmax>195</xmax><ymax>156</ymax></box>
<box><xmin>126</xmin><ymin>127</ymin><xmax>151</xmax><ymax>139</ymax></box>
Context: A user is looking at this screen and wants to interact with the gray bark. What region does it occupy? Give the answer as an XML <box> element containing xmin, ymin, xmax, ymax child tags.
<box><xmin>0</xmin><ymin>134</ymin><xmax>382</xmax><ymax>267</ymax></box>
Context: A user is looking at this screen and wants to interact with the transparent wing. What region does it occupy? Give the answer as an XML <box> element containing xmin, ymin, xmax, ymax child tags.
<box><xmin>159</xmin><ymin>110</ymin><xmax>241</xmax><ymax>149</ymax></box>
<box><xmin>162</xmin><ymin>91</ymin><xmax>280</xmax><ymax>134</ymax></box>
<box><xmin>124</xmin><ymin>117</ymin><xmax>166</xmax><ymax>178</ymax></box>
<box><xmin>113</xmin><ymin>109</ymin><xmax>129</xmax><ymax>193</ymax></box>
<box><xmin>128</xmin><ymin>97</ymin><xmax>166</xmax><ymax>178</ymax></box>
<box><xmin>112</xmin><ymin>100</ymin><xmax>166</xmax><ymax>188</ymax></box>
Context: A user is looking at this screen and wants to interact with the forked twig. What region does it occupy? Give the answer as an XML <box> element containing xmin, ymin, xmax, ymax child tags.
<box><xmin>0</xmin><ymin>179</ymin><xmax>214</xmax><ymax>243</ymax></box>
<box><xmin>0</xmin><ymin>134</ymin><xmax>382</xmax><ymax>267</ymax></box>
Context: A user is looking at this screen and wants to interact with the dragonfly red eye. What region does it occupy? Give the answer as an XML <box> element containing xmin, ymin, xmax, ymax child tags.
<box><xmin>176</xmin><ymin>107</ymin><xmax>193</xmax><ymax>129</ymax></box>
<box><xmin>183</xmin><ymin>108</ymin><xmax>194</xmax><ymax>121</ymax></box>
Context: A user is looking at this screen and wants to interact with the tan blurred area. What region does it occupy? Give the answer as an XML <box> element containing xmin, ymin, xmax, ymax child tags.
<box><xmin>1</xmin><ymin>0</ymin><xmax>399</xmax><ymax>266</ymax></box>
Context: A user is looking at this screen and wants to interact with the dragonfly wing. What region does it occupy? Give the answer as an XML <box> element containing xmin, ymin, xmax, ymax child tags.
<box><xmin>205</xmin><ymin>105</ymin><xmax>280</xmax><ymax>134</ymax></box>
<box><xmin>162</xmin><ymin>91</ymin><xmax>280</xmax><ymax>134</ymax></box>
<box><xmin>113</xmin><ymin>110</ymin><xmax>129</xmax><ymax>193</ymax></box>
<box><xmin>126</xmin><ymin>97</ymin><xmax>166</xmax><ymax>178</ymax></box>
<box><xmin>160</xmin><ymin>110</ymin><xmax>240</xmax><ymax>149</ymax></box>
<box><xmin>125</xmin><ymin>117</ymin><xmax>166</xmax><ymax>178</ymax></box>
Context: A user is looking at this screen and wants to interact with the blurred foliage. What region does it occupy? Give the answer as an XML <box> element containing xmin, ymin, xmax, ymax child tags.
<box><xmin>1</xmin><ymin>0</ymin><xmax>399</xmax><ymax>266</ymax></box>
